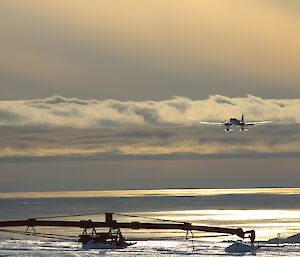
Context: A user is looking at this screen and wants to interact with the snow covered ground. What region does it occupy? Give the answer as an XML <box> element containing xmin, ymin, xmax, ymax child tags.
<box><xmin>1</xmin><ymin>237</ymin><xmax>300</xmax><ymax>256</ymax></box>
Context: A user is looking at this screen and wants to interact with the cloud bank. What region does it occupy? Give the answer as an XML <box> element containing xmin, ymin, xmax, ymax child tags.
<box><xmin>0</xmin><ymin>94</ymin><xmax>300</xmax><ymax>162</ymax></box>
<box><xmin>0</xmin><ymin>95</ymin><xmax>299</xmax><ymax>128</ymax></box>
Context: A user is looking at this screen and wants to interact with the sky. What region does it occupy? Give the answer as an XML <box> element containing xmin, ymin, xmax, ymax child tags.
<box><xmin>1</xmin><ymin>1</ymin><xmax>300</xmax><ymax>191</ymax></box>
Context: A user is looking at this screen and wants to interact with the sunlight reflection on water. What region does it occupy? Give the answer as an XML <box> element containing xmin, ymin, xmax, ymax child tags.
<box><xmin>127</xmin><ymin>209</ymin><xmax>300</xmax><ymax>240</ymax></box>
<box><xmin>0</xmin><ymin>188</ymin><xmax>300</xmax><ymax>241</ymax></box>
<box><xmin>1</xmin><ymin>187</ymin><xmax>300</xmax><ymax>199</ymax></box>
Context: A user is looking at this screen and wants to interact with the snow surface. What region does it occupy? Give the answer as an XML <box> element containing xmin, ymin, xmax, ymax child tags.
<box><xmin>225</xmin><ymin>241</ymin><xmax>257</xmax><ymax>253</ymax></box>
<box><xmin>268</xmin><ymin>233</ymin><xmax>300</xmax><ymax>244</ymax></box>
<box><xmin>1</xmin><ymin>238</ymin><xmax>300</xmax><ymax>256</ymax></box>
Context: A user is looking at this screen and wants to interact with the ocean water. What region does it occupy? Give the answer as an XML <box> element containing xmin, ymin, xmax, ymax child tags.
<box><xmin>1</xmin><ymin>188</ymin><xmax>300</xmax><ymax>256</ymax></box>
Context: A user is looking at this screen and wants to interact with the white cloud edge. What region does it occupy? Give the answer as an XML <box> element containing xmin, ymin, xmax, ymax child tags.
<box><xmin>0</xmin><ymin>94</ymin><xmax>299</xmax><ymax>128</ymax></box>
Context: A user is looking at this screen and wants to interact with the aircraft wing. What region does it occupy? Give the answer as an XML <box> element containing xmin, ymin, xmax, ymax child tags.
<box><xmin>245</xmin><ymin>120</ymin><xmax>273</xmax><ymax>126</ymax></box>
<box><xmin>199</xmin><ymin>121</ymin><xmax>224</xmax><ymax>126</ymax></box>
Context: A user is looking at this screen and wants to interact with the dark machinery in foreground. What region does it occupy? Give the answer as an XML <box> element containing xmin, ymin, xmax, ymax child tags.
<box><xmin>0</xmin><ymin>213</ymin><xmax>256</xmax><ymax>248</ymax></box>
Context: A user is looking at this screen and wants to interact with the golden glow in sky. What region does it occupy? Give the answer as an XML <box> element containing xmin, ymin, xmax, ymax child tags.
<box><xmin>1</xmin><ymin>1</ymin><xmax>300</xmax><ymax>191</ymax></box>
<box><xmin>1</xmin><ymin>1</ymin><xmax>300</xmax><ymax>99</ymax></box>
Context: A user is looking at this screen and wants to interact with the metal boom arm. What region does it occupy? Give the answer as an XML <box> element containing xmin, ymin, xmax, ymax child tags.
<box><xmin>0</xmin><ymin>213</ymin><xmax>255</xmax><ymax>244</ymax></box>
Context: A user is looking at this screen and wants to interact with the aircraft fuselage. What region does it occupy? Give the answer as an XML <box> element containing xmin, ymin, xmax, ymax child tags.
<box><xmin>229</xmin><ymin>118</ymin><xmax>241</xmax><ymax>126</ymax></box>
<box><xmin>229</xmin><ymin>118</ymin><xmax>242</xmax><ymax>126</ymax></box>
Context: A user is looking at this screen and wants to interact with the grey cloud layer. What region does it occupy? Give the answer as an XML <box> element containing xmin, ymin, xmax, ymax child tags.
<box><xmin>0</xmin><ymin>95</ymin><xmax>299</xmax><ymax>128</ymax></box>
<box><xmin>0</xmin><ymin>124</ymin><xmax>300</xmax><ymax>162</ymax></box>
<box><xmin>0</xmin><ymin>95</ymin><xmax>299</xmax><ymax>162</ymax></box>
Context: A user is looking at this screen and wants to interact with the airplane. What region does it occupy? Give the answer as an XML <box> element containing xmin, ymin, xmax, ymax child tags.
<box><xmin>199</xmin><ymin>115</ymin><xmax>273</xmax><ymax>132</ymax></box>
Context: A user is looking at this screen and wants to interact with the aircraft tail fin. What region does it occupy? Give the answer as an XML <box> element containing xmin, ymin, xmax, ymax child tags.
<box><xmin>241</xmin><ymin>114</ymin><xmax>244</xmax><ymax>123</ymax></box>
